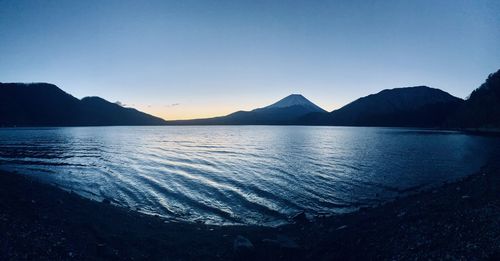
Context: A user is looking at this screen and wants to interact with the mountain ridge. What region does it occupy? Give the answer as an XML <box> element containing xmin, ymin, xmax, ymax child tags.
<box><xmin>0</xmin><ymin>82</ymin><xmax>166</xmax><ymax>127</ymax></box>
<box><xmin>299</xmin><ymin>86</ymin><xmax>463</xmax><ymax>127</ymax></box>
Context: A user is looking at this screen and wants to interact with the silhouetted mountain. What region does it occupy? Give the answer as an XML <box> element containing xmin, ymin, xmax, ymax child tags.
<box><xmin>168</xmin><ymin>94</ymin><xmax>326</xmax><ymax>125</ymax></box>
<box><xmin>0</xmin><ymin>83</ymin><xmax>166</xmax><ymax>127</ymax></box>
<box><xmin>300</xmin><ymin>86</ymin><xmax>463</xmax><ymax>127</ymax></box>
<box><xmin>447</xmin><ymin>69</ymin><xmax>500</xmax><ymax>129</ymax></box>
<box><xmin>263</xmin><ymin>94</ymin><xmax>325</xmax><ymax>112</ymax></box>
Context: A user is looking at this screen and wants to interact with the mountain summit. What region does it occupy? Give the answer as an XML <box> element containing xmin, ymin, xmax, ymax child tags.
<box><xmin>264</xmin><ymin>94</ymin><xmax>326</xmax><ymax>112</ymax></box>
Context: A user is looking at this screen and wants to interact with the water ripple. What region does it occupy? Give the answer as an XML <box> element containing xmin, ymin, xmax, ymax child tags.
<box><xmin>0</xmin><ymin>126</ymin><xmax>498</xmax><ymax>225</ymax></box>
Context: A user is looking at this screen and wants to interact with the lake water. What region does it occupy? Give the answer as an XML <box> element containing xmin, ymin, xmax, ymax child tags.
<box><xmin>0</xmin><ymin>126</ymin><xmax>499</xmax><ymax>225</ymax></box>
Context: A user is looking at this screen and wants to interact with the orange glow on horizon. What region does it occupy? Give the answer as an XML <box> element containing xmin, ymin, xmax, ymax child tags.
<box><xmin>136</xmin><ymin>101</ymin><xmax>343</xmax><ymax>121</ymax></box>
<box><xmin>136</xmin><ymin>104</ymin><xmax>254</xmax><ymax>121</ymax></box>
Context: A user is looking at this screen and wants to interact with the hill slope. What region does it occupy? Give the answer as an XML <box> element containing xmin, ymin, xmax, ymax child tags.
<box><xmin>0</xmin><ymin>83</ymin><xmax>166</xmax><ymax>127</ymax></box>
<box><xmin>447</xmin><ymin>69</ymin><xmax>500</xmax><ymax>129</ymax></box>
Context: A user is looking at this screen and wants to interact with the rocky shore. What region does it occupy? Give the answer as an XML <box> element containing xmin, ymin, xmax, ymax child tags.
<box><xmin>1</xmin><ymin>160</ymin><xmax>500</xmax><ymax>260</ymax></box>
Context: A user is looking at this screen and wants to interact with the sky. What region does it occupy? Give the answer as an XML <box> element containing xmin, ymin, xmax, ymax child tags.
<box><xmin>0</xmin><ymin>0</ymin><xmax>499</xmax><ymax>120</ymax></box>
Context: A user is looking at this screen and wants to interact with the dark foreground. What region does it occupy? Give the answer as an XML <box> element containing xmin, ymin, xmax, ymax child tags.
<box><xmin>1</xmin><ymin>162</ymin><xmax>500</xmax><ymax>261</ymax></box>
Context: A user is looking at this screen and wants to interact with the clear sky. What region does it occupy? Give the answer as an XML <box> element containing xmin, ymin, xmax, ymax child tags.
<box><xmin>0</xmin><ymin>0</ymin><xmax>499</xmax><ymax>120</ymax></box>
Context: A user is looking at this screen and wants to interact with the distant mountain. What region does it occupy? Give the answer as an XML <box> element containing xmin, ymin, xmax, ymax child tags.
<box><xmin>447</xmin><ymin>69</ymin><xmax>500</xmax><ymax>129</ymax></box>
<box><xmin>168</xmin><ymin>94</ymin><xmax>326</xmax><ymax>125</ymax></box>
<box><xmin>263</xmin><ymin>94</ymin><xmax>325</xmax><ymax>112</ymax></box>
<box><xmin>0</xmin><ymin>83</ymin><xmax>166</xmax><ymax>127</ymax></box>
<box><xmin>300</xmin><ymin>86</ymin><xmax>463</xmax><ymax>127</ymax></box>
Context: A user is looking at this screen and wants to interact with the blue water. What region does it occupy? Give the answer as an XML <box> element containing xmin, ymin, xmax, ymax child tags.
<box><xmin>0</xmin><ymin>126</ymin><xmax>498</xmax><ymax>225</ymax></box>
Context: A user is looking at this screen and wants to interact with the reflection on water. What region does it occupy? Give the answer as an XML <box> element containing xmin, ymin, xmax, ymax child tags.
<box><xmin>0</xmin><ymin>126</ymin><xmax>499</xmax><ymax>225</ymax></box>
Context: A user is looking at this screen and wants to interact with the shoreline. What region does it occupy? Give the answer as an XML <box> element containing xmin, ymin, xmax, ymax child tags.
<box><xmin>1</xmin><ymin>162</ymin><xmax>500</xmax><ymax>260</ymax></box>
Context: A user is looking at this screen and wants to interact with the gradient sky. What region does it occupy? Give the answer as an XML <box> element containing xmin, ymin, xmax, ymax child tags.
<box><xmin>0</xmin><ymin>0</ymin><xmax>499</xmax><ymax>120</ymax></box>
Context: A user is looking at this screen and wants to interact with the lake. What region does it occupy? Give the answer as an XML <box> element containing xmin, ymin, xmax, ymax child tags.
<box><xmin>0</xmin><ymin>126</ymin><xmax>499</xmax><ymax>225</ymax></box>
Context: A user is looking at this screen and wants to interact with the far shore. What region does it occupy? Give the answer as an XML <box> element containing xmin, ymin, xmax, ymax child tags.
<box><xmin>1</xmin><ymin>159</ymin><xmax>500</xmax><ymax>260</ymax></box>
<box><xmin>2</xmin><ymin>124</ymin><xmax>500</xmax><ymax>135</ymax></box>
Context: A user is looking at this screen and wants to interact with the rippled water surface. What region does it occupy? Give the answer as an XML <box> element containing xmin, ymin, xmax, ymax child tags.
<box><xmin>0</xmin><ymin>126</ymin><xmax>499</xmax><ymax>225</ymax></box>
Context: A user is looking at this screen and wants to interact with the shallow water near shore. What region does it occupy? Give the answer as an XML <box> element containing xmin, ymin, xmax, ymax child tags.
<box><xmin>0</xmin><ymin>126</ymin><xmax>499</xmax><ymax>225</ymax></box>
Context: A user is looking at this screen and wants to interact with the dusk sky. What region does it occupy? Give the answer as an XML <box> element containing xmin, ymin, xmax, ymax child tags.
<box><xmin>1</xmin><ymin>0</ymin><xmax>499</xmax><ymax>120</ymax></box>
